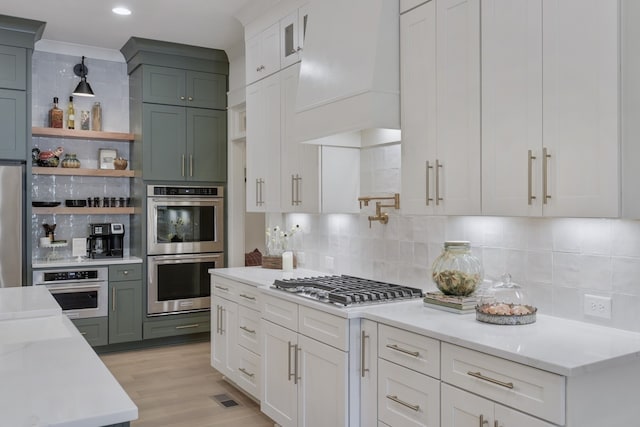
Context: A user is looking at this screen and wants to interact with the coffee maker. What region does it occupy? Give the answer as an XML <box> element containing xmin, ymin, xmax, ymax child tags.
<box><xmin>87</xmin><ymin>223</ymin><xmax>125</xmax><ymax>258</ymax></box>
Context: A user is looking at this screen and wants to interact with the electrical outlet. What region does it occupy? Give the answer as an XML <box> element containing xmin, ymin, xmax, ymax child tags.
<box><xmin>584</xmin><ymin>294</ymin><xmax>612</xmax><ymax>319</ymax></box>
<box><xmin>325</xmin><ymin>256</ymin><xmax>335</xmax><ymax>272</ymax></box>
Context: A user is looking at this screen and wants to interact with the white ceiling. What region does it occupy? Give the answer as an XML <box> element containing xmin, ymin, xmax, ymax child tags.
<box><xmin>2</xmin><ymin>0</ymin><xmax>279</xmax><ymax>57</ymax></box>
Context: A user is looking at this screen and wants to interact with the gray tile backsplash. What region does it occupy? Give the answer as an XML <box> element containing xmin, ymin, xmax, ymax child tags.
<box><xmin>31</xmin><ymin>50</ymin><xmax>131</xmax><ymax>261</ymax></box>
<box><xmin>283</xmin><ymin>143</ymin><xmax>640</xmax><ymax>333</ymax></box>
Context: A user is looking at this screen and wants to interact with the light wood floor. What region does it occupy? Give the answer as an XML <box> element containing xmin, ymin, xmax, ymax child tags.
<box><xmin>100</xmin><ymin>341</ymin><xmax>275</xmax><ymax>427</ymax></box>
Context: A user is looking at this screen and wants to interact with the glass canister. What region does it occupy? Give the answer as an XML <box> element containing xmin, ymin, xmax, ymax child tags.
<box><xmin>431</xmin><ymin>241</ymin><xmax>483</xmax><ymax>296</ymax></box>
<box><xmin>61</xmin><ymin>153</ymin><xmax>81</xmax><ymax>168</ymax></box>
<box><xmin>476</xmin><ymin>273</ymin><xmax>537</xmax><ymax>324</ymax></box>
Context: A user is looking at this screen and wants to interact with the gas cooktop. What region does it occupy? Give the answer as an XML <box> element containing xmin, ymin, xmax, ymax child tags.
<box><xmin>272</xmin><ymin>275</ymin><xmax>423</xmax><ymax>307</ymax></box>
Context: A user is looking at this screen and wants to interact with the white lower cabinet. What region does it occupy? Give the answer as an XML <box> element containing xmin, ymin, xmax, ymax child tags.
<box><xmin>441</xmin><ymin>383</ymin><xmax>554</xmax><ymax>427</ymax></box>
<box><xmin>211</xmin><ymin>276</ymin><xmax>262</xmax><ymax>400</ymax></box>
<box><xmin>261</xmin><ymin>294</ymin><xmax>351</xmax><ymax>427</ymax></box>
<box><xmin>360</xmin><ymin>319</ymin><xmax>378</xmax><ymax>427</ymax></box>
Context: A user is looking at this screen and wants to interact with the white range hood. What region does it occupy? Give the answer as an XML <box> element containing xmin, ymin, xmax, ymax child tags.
<box><xmin>295</xmin><ymin>0</ymin><xmax>400</xmax><ymax>146</ymax></box>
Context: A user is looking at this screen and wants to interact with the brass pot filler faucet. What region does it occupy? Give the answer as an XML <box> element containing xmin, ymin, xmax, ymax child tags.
<box><xmin>357</xmin><ymin>193</ymin><xmax>400</xmax><ymax>228</ymax></box>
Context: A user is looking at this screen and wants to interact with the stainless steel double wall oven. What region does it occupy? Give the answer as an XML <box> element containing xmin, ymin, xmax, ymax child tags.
<box><xmin>147</xmin><ymin>185</ymin><xmax>224</xmax><ymax>315</ymax></box>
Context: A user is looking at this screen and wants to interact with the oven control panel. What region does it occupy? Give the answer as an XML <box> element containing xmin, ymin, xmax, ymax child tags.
<box><xmin>43</xmin><ymin>270</ymin><xmax>99</xmax><ymax>282</ymax></box>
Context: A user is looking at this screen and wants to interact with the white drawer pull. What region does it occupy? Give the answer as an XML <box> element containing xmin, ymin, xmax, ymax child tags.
<box><xmin>386</xmin><ymin>394</ymin><xmax>420</xmax><ymax>412</ymax></box>
<box><xmin>240</xmin><ymin>325</ymin><xmax>256</xmax><ymax>334</ymax></box>
<box><xmin>238</xmin><ymin>367</ymin><xmax>255</xmax><ymax>378</ymax></box>
<box><xmin>240</xmin><ymin>293</ymin><xmax>256</xmax><ymax>300</ymax></box>
<box><xmin>386</xmin><ymin>343</ymin><xmax>420</xmax><ymax>357</ymax></box>
<box><xmin>467</xmin><ymin>371</ymin><xmax>514</xmax><ymax>389</ymax></box>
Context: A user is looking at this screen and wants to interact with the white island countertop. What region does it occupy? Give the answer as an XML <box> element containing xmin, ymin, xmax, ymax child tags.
<box><xmin>210</xmin><ymin>267</ymin><xmax>640</xmax><ymax>377</ymax></box>
<box><xmin>0</xmin><ymin>286</ymin><xmax>138</xmax><ymax>427</ymax></box>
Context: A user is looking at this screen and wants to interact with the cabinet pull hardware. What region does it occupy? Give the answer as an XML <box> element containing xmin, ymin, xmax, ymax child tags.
<box><xmin>180</xmin><ymin>96</ymin><xmax>185</xmax><ymax>100</ymax></box>
<box><xmin>122</xmin><ymin>270</ymin><xmax>128</xmax><ymax>275</ymax></box>
<box><xmin>175</xmin><ymin>324</ymin><xmax>199</xmax><ymax>329</ymax></box>
<box><xmin>361</xmin><ymin>331</ymin><xmax>370</xmax><ymax>378</ymax></box>
<box><xmin>255</xmin><ymin>179</ymin><xmax>260</xmax><ymax>206</ymax></box>
<box><xmin>215</xmin><ymin>285</ymin><xmax>229</xmax><ymax>291</ymax></box>
<box><xmin>80</xmin><ymin>331</ymin><xmax>87</xmax><ymax>335</ymax></box>
<box><xmin>479</xmin><ymin>414</ymin><xmax>488</xmax><ymax>426</ymax></box>
<box><xmin>467</xmin><ymin>371</ymin><xmax>514</xmax><ymax>389</ymax></box>
<box><xmin>288</xmin><ymin>341</ymin><xmax>295</xmax><ymax>381</ymax></box>
<box><xmin>188</xmin><ymin>96</ymin><xmax>193</xmax><ymax>101</ymax></box>
<box><xmin>112</xmin><ymin>288</ymin><xmax>116</xmax><ymax>312</ymax></box>
<box><xmin>219</xmin><ymin>307</ymin><xmax>225</xmax><ymax>334</ymax></box>
<box><xmin>527</xmin><ymin>150</ymin><xmax>536</xmax><ymax>205</ymax></box>
<box><xmin>386</xmin><ymin>395</ymin><xmax>420</xmax><ymax>412</ymax></box>
<box><xmin>189</xmin><ymin>154</ymin><xmax>193</xmax><ymax>177</ymax></box>
<box><xmin>296</xmin><ymin>175</ymin><xmax>302</xmax><ymax>205</ymax></box>
<box><xmin>295</xmin><ymin>345</ymin><xmax>301</xmax><ymax>384</ymax></box>
<box><xmin>216</xmin><ymin>305</ymin><xmax>222</xmax><ymax>334</ymax></box>
<box><xmin>239</xmin><ymin>367</ymin><xmax>255</xmax><ymax>378</ymax></box>
<box><xmin>435</xmin><ymin>159</ymin><xmax>443</xmax><ymax>205</ymax></box>
<box><xmin>542</xmin><ymin>147</ymin><xmax>551</xmax><ymax>204</ymax></box>
<box><xmin>291</xmin><ymin>174</ymin><xmax>295</xmax><ymax>206</ymax></box>
<box><xmin>240</xmin><ymin>293</ymin><xmax>256</xmax><ymax>300</ymax></box>
<box><xmin>426</xmin><ymin>160</ymin><xmax>433</xmax><ymax>206</ymax></box>
<box><xmin>239</xmin><ymin>325</ymin><xmax>256</xmax><ymax>334</ymax></box>
<box><xmin>386</xmin><ymin>343</ymin><xmax>420</xmax><ymax>357</ymax></box>
<box><xmin>181</xmin><ymin>154</ymin><xmax>185</xmax><ymax>177</ymax></box>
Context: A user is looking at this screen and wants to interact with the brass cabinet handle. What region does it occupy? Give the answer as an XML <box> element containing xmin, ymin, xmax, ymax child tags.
<box><xmin>361</xmin><ymin>331</ymin><xmax>370</xmax><ymax>378</ymax></box>
<box><xmin>189</xmin><ymin>154</ymin><xmax>193</xmax><ymax>177</ymax></box>
<box><xmin>291</xmin><ymin>174</ymin><xmax>295</xmax><ymax>206</ymax></box>
<box><xmin>467</xmin><ymin>371</ymin><xmax>514</xmax><ymax>389</ymax></box>
<box><xmin>295</xmin><ymin>174</ymin><xmax>302</xmax><ymax>205</ymax></box>
<box><xmin>122</xmin><ymin>270</ymin><xmax>129</xmax><ymax>275</ymax></box>
<box><xmin>239</xmin><ymin>325</ymin><xmax>256</xmax><ymax>334</ymax></box>
<box><xmin>435</xmin><ymin>159</ymin><xmax>443</xmax><ymax>205</ymax></box>
<box><xmin>479</xmin><ymin>414</ymin><xmax>488</xmax><ymax>427</ymax></box>
<box><xmin>239</xmin><ymin>293</ymin><xmax>256</xmax><ymax>301</ymax></box>
<box><xmin>542</xmin><ymin>147</ymin><xmax>551</xmax><ymax>204</ymax></box>
<box><xmin>215</xmin><ymin>285</ymin><xmax>229</xmax><ymax>292</ymax></box>
<box><xmin>80</xmin><ymin>331</ymin><xmax>87</xmax><ymax>335</ymax></box>
<box><xmin>527</xmin><ymin>149</ymin><xmax>536</xmax><ymax>205</ymax></box>
<box><xmin>180</xmin><ymin>96</ymin><xmax>186</xmax><ymax>100</ymax></box>
<box><xmin>181</xmin><ymin>154</ymin><xmax>185</xmax><ymax>177</ymax></box>
<box><xmin>239</xmin><ymin>367</ymin><xmax>255</xmax><ymax>378</ymax></box>
<box><xmin>219</xmin><ymin>307</ymin><xmax>225</xmax><ymax>334</ymax></box>
<box><xmin>288</xmin><ymin>341</ymin><xmax>295</xmax><ymax>381</ymax></box>
<box><xmin>426</xmin><ymin>160</ymin><xmax>434</xmax><ymax>206</ymax></box>
<box><xmin>386</xmin><ymin>394</ymin><xmax>420</xmax><ymax>412</ymax></box>
<box><xmin>112</xmin><ymin>288</ymin><xmax>116</xmax><ymax>312</ymax></box>
<box><xmin>255</xmin><ymin>179</ymin><xmax>260</xmax><ymax>206</ymax></box>
<box><xmin>386</xmin><ymin>343</ymin><xmax>420</xmax><ymax>357</ymax></box>
<box><xmin>175</xmin><ymin>324</ymin><xmax>199</xmax><ymax>329</ymax></box>
<box><xmin>295</xmin><ymin>345</ymin><xmax>301</xmax><ymax>384</ymax></box>
<box><xmin>188</xmin><ymin>96</ymin><xmax>193</xmax><ymax>101</ymax></box>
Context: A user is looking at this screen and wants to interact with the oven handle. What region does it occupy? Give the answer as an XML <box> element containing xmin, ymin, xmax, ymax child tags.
<box><xmin>149</xmin><ymin>253</ymin><xmax>223</xmax><ymax>264</ymax></box>
<box><xmin>150</xmin><ymin>198</ymin><xmax>221</xmax><ymax>204</ymax></box>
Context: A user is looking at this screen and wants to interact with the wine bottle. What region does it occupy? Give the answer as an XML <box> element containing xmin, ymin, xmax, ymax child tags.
<box><xmin>49</xmin><ymin>97</ymin><xmax>63</xmax><ymax>128</ymax></box>
<box><xmin>67</xmin><ymin>96</ymin><xmax>75</xmax><ymax>129</ymax></box>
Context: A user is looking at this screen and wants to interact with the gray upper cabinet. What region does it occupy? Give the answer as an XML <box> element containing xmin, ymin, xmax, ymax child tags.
<box><xmin>0</xmin><ymin>88</ymin><xmax>26</xmax><ymax>160</ymax></box>
<box><xmin>0</xmin><ymin>45</ymin><xmax>26</xmax><ymax>90</ymax></box>
<box><xmin>121</xmin><ymin>37</ymin><xmax>229</xmax><ymax>183</ymax></box>
<box><xmin>142</xmin><ymin>65</ymin><xmax>226</xmax><ymax>110</ymax></box>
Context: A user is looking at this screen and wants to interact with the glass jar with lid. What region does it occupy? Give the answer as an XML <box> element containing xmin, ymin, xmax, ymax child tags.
<box><xmin>476</xmin><ymin>273</ymin><xmax>537</xmax><ymax>325</ymax></box>
<box><xmin>431</xmin><ymin>241</ymin><xmax>483</xmax><ymax>296</ymax></box>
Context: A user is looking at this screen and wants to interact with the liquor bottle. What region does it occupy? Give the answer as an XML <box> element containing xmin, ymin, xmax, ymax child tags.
<box><xmin>67</xmin><ymin>96</ymin><xmax>75</xmax><ymax>129</ymax></box>
<box><xmin>49</xmin><ymin>97</ymin><xmax>63</xmax><ymax>128</ymax></box>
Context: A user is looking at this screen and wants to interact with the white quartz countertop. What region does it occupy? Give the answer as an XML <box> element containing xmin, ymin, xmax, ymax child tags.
<box><xmin>33</xmin><ymin>256</ymin><xmax>143</xmax><ymax>269</ymax></box>
<box><xmin>0</xmin><ymin>286</ymin><xmax>61</xmax><ymax>320</ymax></box>
<box><xmin>0</xmin><ymin>287</ymin><xmax>138</xmax><ymax>426</ymax></box>
<box><xmin>211</xmin><ymin>267</ymin><xmax>640</xmax><ymax>377</ymax></box>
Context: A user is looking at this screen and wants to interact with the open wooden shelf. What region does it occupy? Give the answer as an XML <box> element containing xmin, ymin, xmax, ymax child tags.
<box><xmin>32</xmin><ymin>167</ymin><xmax>135</xmax><ymax>177</ymax></box>
<box><xmin>32</xmin><ymin>207</ymin><xmax>136</xmax><ymax>215</ymax></box>
<box><xmin>32</xmin><ymin>127</ymin><xmax>134</xmax><ymax>141</ymax></box>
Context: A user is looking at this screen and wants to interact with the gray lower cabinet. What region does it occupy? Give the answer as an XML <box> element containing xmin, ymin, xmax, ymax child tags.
<box><xmin>142</xmin><ymin>103</ymin><xmax>226</xmax><ymax>182</ymax></box>
<box><xmin>72</xmin><ymin>317</ymin><xmax>108</xmax><ymax>347</ymax></box>
<box><xmin>108</xmin><ymin>265</ymin><xmax>143</xmax><ymax>344</ymax></box>
<box><xmin>143</xmin><ymin>312</ymin><xmax>210</xmax><ymax>340</ymax></box>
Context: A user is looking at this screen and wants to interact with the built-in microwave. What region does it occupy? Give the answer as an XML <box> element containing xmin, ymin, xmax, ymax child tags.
<box><xmin>147</xmin><ymin>185</ymin><xmax>224</xmax><ymax>255</ymax></box>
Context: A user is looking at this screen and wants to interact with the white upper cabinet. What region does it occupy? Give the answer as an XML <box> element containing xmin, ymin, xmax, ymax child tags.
<box><xmin>401</xmin><ymin>0</ymin><xmax>481</xmax><ymax>216</ymax></box>
<box><xmin>280</xmin><ymin>4</ymin><xmax>309</xmax><ymax>69</ymax></box>
<box><xmin>482</xmin><ymin>0</ymin><xmax>619</xmax><ymax>217</ymax></box>
<box><xmin>246</xmin><ymin>22</ymin><xmax>280</xmax><ymax>85</ymax></box>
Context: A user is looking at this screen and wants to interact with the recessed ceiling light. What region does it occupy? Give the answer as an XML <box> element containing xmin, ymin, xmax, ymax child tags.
<box><xmin>112</xmin><ymin>7</ymin><xmax>132</xmax><ymax>16</ymax></box>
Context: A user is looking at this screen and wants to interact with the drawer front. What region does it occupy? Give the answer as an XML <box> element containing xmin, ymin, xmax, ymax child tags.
<box><xmin>236</xmin><ymin>282</ymin><xmax>261</xmax><ymax>309</ymax></box>
<box><xmin>235</xmin><ymin>346</ymin><xmax>260</xmax><ymax>400</ymax></box>
<box><xmin>378</xmin><ymin>359</ymin><xmax>440</xmax><ymax>427</ymax></box>
<box><xmin>441</xmin><ymin>342</ymin><xmax>565</xmax><ymax>425</ymax></box>
<box><xmin>143</xmin><ymin>313</ymin><xmax>211</xmax><ymax>339</ymax></box>
<box><xmin>378</xmin><ymin>324</ymin><xmax>440</xmax><ymax>378</ymax></box>
<box><xmin>262</xmin><ymin>294</ymin><xmax>298</xmax><ymax>330</ymax></box>
<box><xmin>109</xmin><ymin>264</ymin><xmax>142</xmax><ymax>282</ymax></box>
<box><xmin>238</xmin><ymin>305</ymin><xmax>261</xmax><ymax>354</ymax></box>
<box><xmin>212</xmin><ymin>276</ymin><xmax>240</xmax><ymax>301</ymax></box>
<box><xmin>298</xmin><ymin>305</ymin><xmax>348</xmax><ymax>351</ymax></box>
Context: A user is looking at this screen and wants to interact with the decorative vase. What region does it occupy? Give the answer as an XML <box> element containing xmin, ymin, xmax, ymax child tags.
<box><xmin>431</xmin><ymin>241</ymin><xmax>483</xmax><ymax>296</ymax></box>
<box><xmin>113</xmin><ymin>157</ymin><xmax>128</xmax><ymax>170</ymax></box>
<box><xmin>61</xmin><ymin>153</ymin><xmax>81</xmax><ymax>168</ymax></box>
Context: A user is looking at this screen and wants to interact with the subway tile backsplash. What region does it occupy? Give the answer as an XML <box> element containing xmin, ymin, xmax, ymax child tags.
<box><xmin>31</xmin><ymin>50</ymin><xmax>131</xmax><ymax>261</ymax></box>
<box><xmin>284</xmin><ymin>143</ymin><xmax>640</xmax><ymax>333</ymax></box>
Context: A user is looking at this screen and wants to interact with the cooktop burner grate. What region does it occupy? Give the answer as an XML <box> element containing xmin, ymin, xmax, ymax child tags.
<box><xmin>272</xmin><ymin>275</ymin><xmax>423</xmax><ymax>307</ymax></box>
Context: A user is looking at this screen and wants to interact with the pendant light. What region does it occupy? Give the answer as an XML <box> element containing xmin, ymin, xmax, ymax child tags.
<box><xmin>72</xmin><ymin>56</ymin><xmax>95</xmax><ymax>97</ymax></box>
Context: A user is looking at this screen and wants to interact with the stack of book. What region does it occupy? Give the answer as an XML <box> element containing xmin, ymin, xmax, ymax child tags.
<box><xmin>423</xmin><ymin>291</ymin><xmax>478</xmax><ymax>314</ymax></box>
